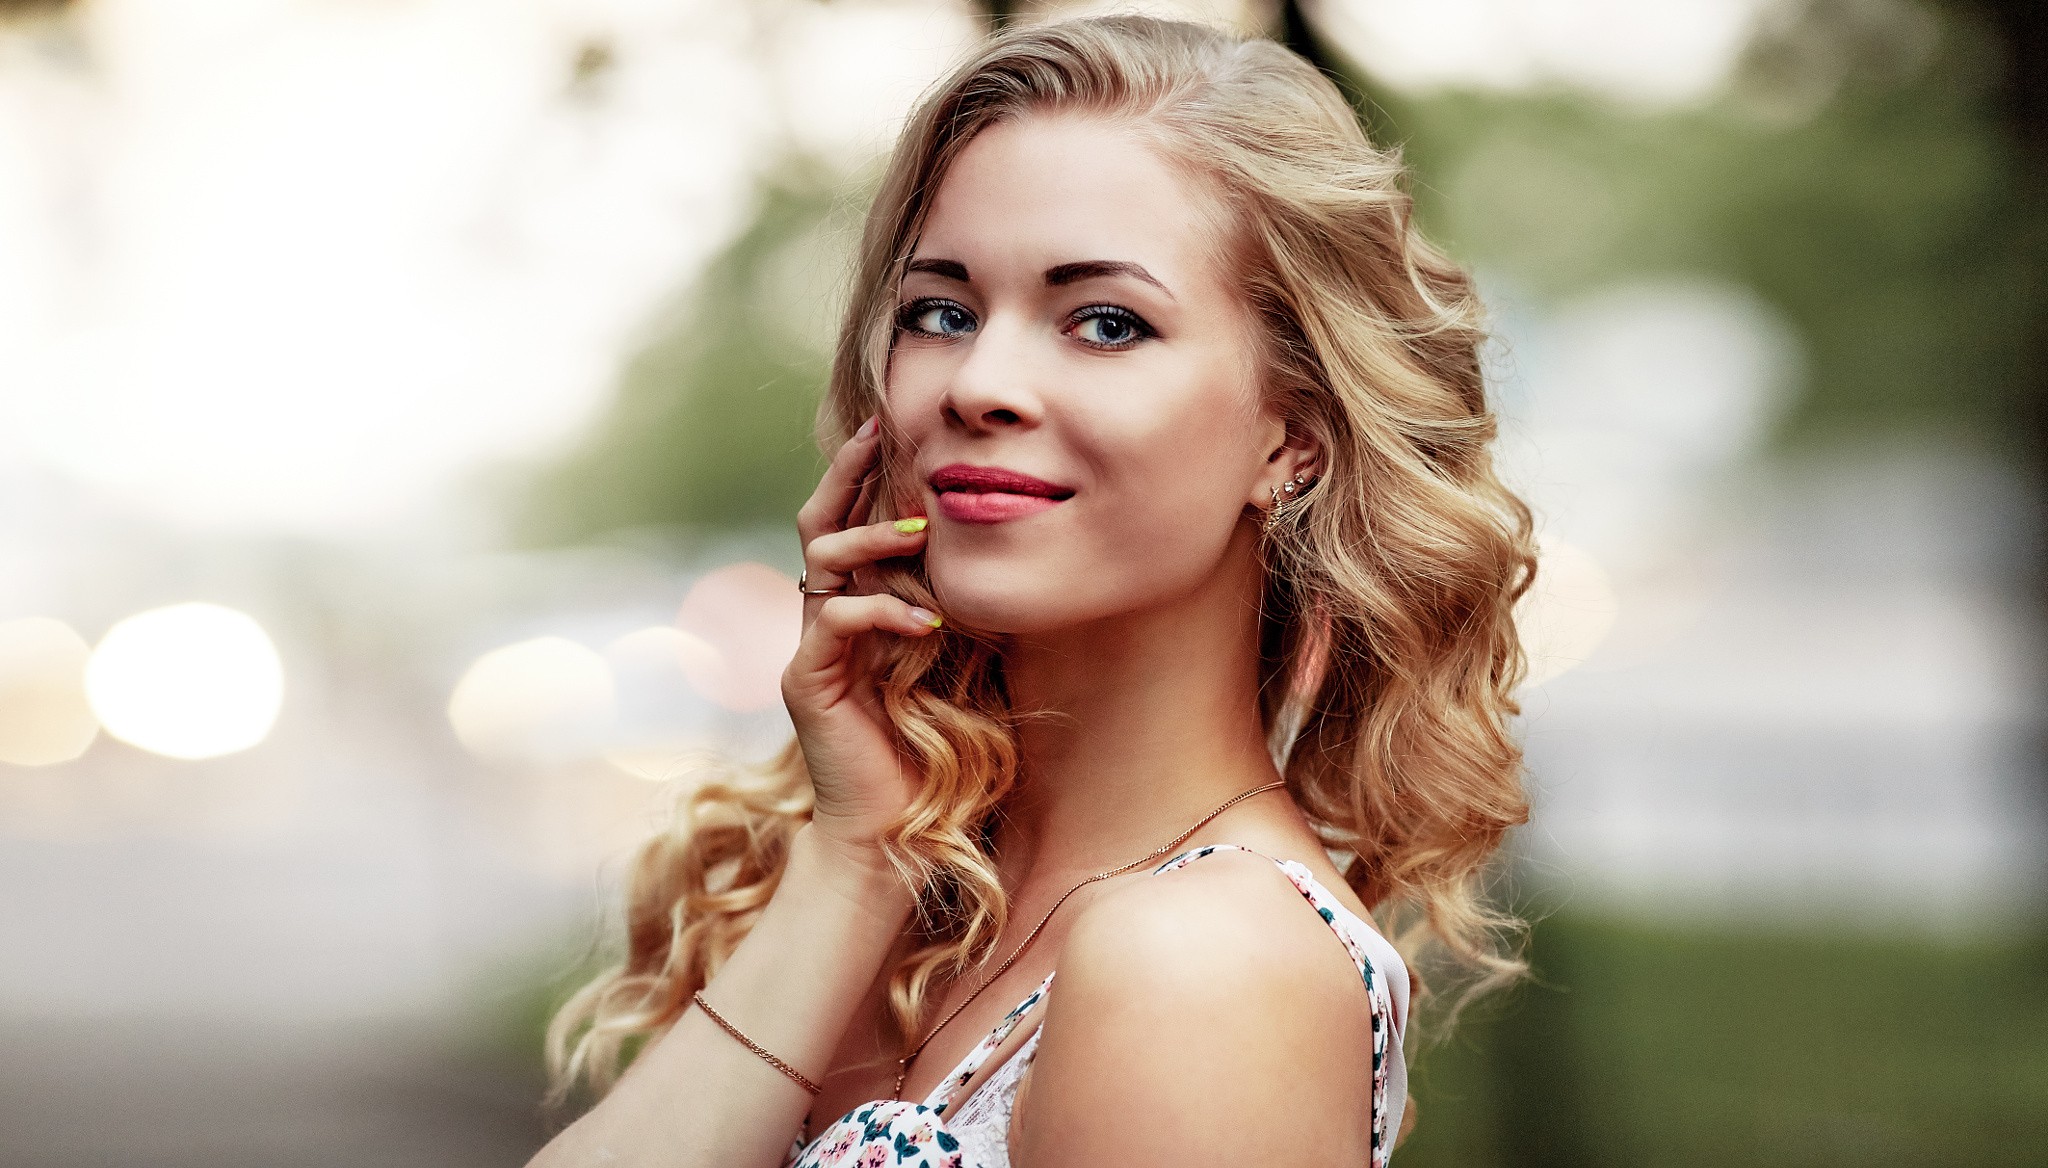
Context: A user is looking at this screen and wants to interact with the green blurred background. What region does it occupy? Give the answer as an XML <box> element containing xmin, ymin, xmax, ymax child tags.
<box><xmin>0</xmin><ymin>1</ymin><xmax>2041</xmax><ymax>1165</ymax></box>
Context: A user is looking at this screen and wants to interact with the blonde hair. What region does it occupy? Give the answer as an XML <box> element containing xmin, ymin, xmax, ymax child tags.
<box><xmin>547</xmin><ymin>14</ymin><xmax>1535</xmax><ymax>1101</ymax></box>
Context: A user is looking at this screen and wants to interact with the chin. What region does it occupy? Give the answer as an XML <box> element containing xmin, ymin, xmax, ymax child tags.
<box><xmin>927</xmin><ymin>571</ymin><xmax>1062</xmax><ymax>636</ymax></box>
<box><xmin>926</xmin><ymin>555</ymin><xmax>1099</xmax><ymax>637</ymax></box>
<box><xmin>932</xmin><ymin>543</ymin><xmax>1203</xmax><ymax>638</ymax></box>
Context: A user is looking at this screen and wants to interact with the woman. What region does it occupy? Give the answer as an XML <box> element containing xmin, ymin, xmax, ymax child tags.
<box><xmin>530</xmin><ymin>15</ymin><xmax>1533</xmax><ymax>1168</ymax></box>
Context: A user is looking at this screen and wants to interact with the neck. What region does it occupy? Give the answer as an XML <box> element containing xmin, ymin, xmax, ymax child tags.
<box><xmin>991</xmin><ymin>519</ymin><xmax>1281</xmax><ymax>891</ymax></box>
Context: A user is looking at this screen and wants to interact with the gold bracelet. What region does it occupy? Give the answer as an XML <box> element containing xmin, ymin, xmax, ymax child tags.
<box><xmin>691</xmin><ymin>991</ymin><xmax>822</xmax><ymax>1096</ymax></box>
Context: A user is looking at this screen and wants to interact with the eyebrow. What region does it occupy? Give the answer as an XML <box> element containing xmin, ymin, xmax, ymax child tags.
<box><xmin>1047</xmin><ymin>260</ymin><xmax>1175</xmax><ymax>300</ymax></box>
<box><xmin>903</xmin><ymin>257</ymin><xmax>1175</xmax><ymax>300</ymax></box>
<box><xmin>904</xmin><ymin>257</ymin><xmax>970</xmax><ymax>282</ymax></box>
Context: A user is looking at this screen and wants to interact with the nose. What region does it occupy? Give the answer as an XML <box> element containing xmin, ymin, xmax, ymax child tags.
<box><xmin>941</xmin><ymin>313</ymin><xmax>1044</xmax><ymax>434</ymax></box>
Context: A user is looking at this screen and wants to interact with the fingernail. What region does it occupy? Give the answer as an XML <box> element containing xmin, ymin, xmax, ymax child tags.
<box><xmin>856</xmin><ymin>415</ymin><xmax>879</xmax><ymax>440</ymax></box>
<box><xmin>908</xmin><ymin>608</ymin><xmax>943</xmax><ymax>629</ymax></box>
<box><xmin>893</xmin><ymin>516</ymin><xmax>928</xmax><ymax>534</ymax></box>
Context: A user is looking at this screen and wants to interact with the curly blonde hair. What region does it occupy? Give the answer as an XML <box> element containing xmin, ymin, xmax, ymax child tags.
<box><xmin>547</xmin><ymin>13</ymin><xmax>1536</xmax><ymax>1101</ymax></box>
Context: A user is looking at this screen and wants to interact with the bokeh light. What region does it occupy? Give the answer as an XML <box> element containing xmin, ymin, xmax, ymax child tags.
<box><xmin>447</xmin><ymin>635</ymin><xmax>615</xmax><ymax>766</ymax></box>
<box><xmin>674</xmin><ymin>561</ymin><xmax>802</xmax><ymax>712</ymax></box>
<box><xmin>1518</xmin><ymin>535</ymin><xmax>1621</xmax><ymax>687</ymax></box>
<box><xmin>0</xmin><ymin>615</ymin><xmax>99</xmax><ymax>765</ymax></box>
<box><xmin>601</xmin><ymin>624</ymin><xmax>721</xmax><ymax>781</ymax></box>
<box><xmin>82</xmin><ymin>602</ymin><xmax>284</xmax><ymax>760</ymax></box>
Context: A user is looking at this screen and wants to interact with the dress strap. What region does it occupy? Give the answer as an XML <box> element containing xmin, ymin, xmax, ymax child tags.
<box><xmin>1151</xmin><ymin>841</ymin><xmax>1276</xmax><ymax>876</ymax></box>
<box><xmin>919</xmin><ymin>968</ymin><xmax>1056</xmax><ymax>1117</ymax></box>
<box><xmin>1148</xmin><ymin>842</ymin><xmax>1406</xmax><ymax>1168</ymax></box>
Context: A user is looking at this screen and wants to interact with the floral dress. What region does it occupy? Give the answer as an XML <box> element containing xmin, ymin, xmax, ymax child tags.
<box><xmin>785</xmin><ymin>844</ymin><xmax>1409</xmax><ymax>1168</ymax></box>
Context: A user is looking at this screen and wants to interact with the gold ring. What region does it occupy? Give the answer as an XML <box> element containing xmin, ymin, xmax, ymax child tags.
<box><xmin>797</xmin><ymin>569</ymin><xmax>845</xmax><ymax>596</ymax></box>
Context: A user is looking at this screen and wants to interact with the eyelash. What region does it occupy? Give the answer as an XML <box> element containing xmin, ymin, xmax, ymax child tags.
<box><xmin>893</xmin><ymin>298</ymin><xmax>974</xmax><ymax>340</ymax></box>
<box><xmin>1069</xmin><ymin>304</ymin><xmax>1155</xmax><ymax>350</ymax></box>
<box><xmin>892</xmin><ymin>298</ymin><xmax>1157</xmax><ymax>351</ymax></box>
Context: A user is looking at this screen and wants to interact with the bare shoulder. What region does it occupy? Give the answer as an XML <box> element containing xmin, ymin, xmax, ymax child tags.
<box><xmin>1010</xmin><ymin>849</ymin><xmax>1377</xmax><ymax>1168</ymax></box>
<box><xmin>1067</xmin><ymin>848</ymin><xmax>1367</xmax><ymax>997</ymax></box>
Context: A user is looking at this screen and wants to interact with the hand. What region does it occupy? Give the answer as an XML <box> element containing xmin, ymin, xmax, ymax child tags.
<box><xmin>782</xmin><ymin>416</ymin><xmax>939</xmax><ymax>861</ymax></box>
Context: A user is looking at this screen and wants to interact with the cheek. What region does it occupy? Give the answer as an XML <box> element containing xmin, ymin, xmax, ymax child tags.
<box><xmin>1089</xmin><ymin>353</ymin><xmax>1263</xmax><ymax>510</ymax></box>
<box><xmin>883</xmin><ymin>348</ymin><xmax>950</xmax><ymax>416</ymax></box>
<box><xmin>881</xmin><ymin>349</ymin><xmax>955</xmax><ymax>494</ymax></box>
<box><xmin>1061</xmin><ymin>358</ymin><xmax>1265</xmax><ymax>586</ymax></box>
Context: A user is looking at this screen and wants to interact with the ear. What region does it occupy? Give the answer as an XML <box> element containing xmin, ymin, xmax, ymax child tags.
<box><xmin>1249</xmin><ymin>418</ymin><xmax>1322</xmax><ymax>511</ymax></box>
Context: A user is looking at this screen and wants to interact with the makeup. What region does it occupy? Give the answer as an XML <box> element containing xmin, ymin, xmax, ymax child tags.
<box><xmin>929</xmin><ymin>464</ymin><xmax>1074</xmax><ymax>525</ymax></box>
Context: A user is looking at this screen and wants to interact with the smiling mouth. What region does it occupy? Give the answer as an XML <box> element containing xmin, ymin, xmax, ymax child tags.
<box><xmin>928</xmin><ymin>464</ymin><xmax>1075</xmax><ymax>524</ymax></box>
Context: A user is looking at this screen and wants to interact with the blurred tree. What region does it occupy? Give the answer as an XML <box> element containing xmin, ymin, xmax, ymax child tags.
<box><xmin>1334</xmin><ymin>0</ymin><xmax>2041</xmax><ymax>450</ymax></box>
<box><xmin>0</xmin><ymin>0</ymin><xmax>73</xmax><ymax>17</ymax></box>
<box><xmin>1943</xmin><ymin>0</ymin><xmax>2048</xmax><ymax>631</ymax></box>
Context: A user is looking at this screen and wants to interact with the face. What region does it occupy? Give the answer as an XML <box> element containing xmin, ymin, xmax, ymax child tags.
<box><xmin>885</xmin><ymin>111</ymin><xmax>1301</xmax><ymax>636</ymax></box>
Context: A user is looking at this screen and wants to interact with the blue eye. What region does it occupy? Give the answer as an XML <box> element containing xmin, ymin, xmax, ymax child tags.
<box><xmin>896</xmin><ymin>298</ymin><xmax>976</xmax><ymax>338</ymax></box>
<box><xmin>1069</xmin><ymin>305</ymin><xmax>1153</xmax><ymax>350</ymax></box>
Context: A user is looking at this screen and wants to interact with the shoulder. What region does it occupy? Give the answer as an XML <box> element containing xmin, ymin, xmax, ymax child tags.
<box><xmin>1067</xmin><ymin>848</ymin><xmax>1364</xmax><ymax>1000</ymax></box>
<box><xmin>1010</xmin><ymin>849</ymin><xmax>1378</xmax><ymax>1166</ymax></box>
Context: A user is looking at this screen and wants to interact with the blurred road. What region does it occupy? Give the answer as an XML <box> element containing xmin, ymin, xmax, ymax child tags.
<box><xmin>0</xmin><ymin>1019</ymin><xmax>545</xmax><ymax>1168</ymax></box>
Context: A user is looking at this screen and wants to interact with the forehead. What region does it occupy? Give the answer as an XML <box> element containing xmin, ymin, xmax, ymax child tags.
<box><xmin>914</xmin><ymin>111</ymin><xmax>1231</xmax><ymax>288</ymax></box>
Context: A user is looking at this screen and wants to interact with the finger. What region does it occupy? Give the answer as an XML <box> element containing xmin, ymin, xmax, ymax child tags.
<box><xmin>844</xmin><ymin>460</ymin><xmax>879</xmax><ymax>533</ymax></box>
<box><xmin>805</xmin><ymin>516</ymin><xmax>929</xmax><ymax>578</ymax></box>
<box><xmin>796</xmin><ymin>416</ymin><xmax>881</xmax><ymax>543</ymax></box>
<box><xmin>783</xmin><ymin>594</ymin><xmax>943</xmax><ymax>694</ymax></box>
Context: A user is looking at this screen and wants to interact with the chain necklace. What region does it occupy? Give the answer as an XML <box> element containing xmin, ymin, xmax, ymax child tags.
<box><xmin>885</xmin><ymin>779</ymin><xmax>1287</xmax><ymax>1101</ymax></box>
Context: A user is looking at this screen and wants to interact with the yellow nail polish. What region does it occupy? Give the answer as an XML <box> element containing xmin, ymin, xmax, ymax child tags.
<box><xmin>925</xmin><ymin>613</ymin><xmax>944</xmax><ymax>629</ymax></box>
<box><xmin>893</xmin><ymin>516</ymin><xmax>928</xmax><ymax>534</ymax></box>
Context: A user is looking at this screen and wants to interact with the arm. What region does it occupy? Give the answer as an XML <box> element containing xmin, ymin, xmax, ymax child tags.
<box><xmin>528</xmin><ymin>825</ymin><xmax>913</xmax><ymax>1168</ymax></box>
<box><xmin>1010</xmin><ymin>852</ymin><xmax>1381</xmax><ymax>1168</ymax></box>
<box><xmin>529</xmin><ymin>417</ymin><xmax>940</xmax><ymax>1168</ymax></box>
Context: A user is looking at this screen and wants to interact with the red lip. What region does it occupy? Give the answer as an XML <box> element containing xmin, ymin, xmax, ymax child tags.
<box><xmin>928</xmin><ymin>464</ymin><xmax>1076</xmax><ymax>498</ymax></box>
